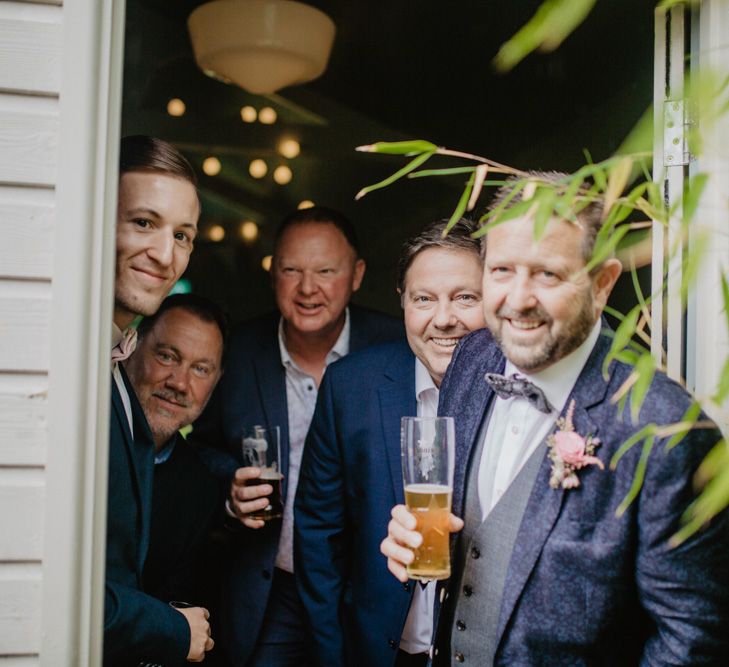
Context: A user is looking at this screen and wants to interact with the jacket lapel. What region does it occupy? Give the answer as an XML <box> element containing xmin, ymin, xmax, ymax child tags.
<box><xmin>378</xmin><ymin>346</ymin><xmax>416</xmax><ymax>505</ymax></box>
<box><xmin>494</xmin><ymin>328</ymin><xmax>612</xmax><ymax>647</ymax></box>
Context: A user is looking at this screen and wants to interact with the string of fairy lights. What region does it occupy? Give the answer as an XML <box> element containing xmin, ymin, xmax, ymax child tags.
<box><xmin>166</xmin><ymin>97</ymin><xmax>315</xmax><ymax>271</ymax></box>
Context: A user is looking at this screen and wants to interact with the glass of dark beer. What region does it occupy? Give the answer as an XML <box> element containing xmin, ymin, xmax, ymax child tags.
<box><xmin>401</xmin><ymin>416</ymin><xmax>455</xmax><ymax>581</ymax></box>
<box><xmin>242</xmin><ymin>425</ymin><xmax>283</xmax><ymax>521</ymax></box>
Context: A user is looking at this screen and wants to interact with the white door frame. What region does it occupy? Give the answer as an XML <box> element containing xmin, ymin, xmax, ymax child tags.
<box><xmin>40</xmin><ymin>0</ymin><xmax>126</xmax><ymax>663</ymax></box>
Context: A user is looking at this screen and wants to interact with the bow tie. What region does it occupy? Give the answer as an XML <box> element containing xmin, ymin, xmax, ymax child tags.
<box><xmin>111</xmin><ymin>327</ymin><xmax>138</xmax><ymax>364</ymax></box>
<box><xmin>484</xmin><ymin>372</ymin><xmax>554</xmax><ymax>414</ymax></box>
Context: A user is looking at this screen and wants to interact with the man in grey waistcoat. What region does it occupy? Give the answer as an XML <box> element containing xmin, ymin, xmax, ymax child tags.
<box><xmin>381</xmin><ymin>172</ymin><xmax>729</xmax><ymax>665</ymax></box>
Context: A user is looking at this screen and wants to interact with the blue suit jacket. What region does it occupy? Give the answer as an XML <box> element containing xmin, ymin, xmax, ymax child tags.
<box><xmin>294</xmin><ymin>340</ymin><xmax>419</xmax><ymax>667</ymax></box>
<box><xmin>190</xmin><ymin>305</ymin><xmax>404</xmax><ymax>665</ymax></box>
<box><xmin>104</xmin><ymin>366</ymin><xmax>189</xmax><ymax>666</ymax></box>
<box><xmin>434</xmin><ymin>327</ymin><xmax>729</xmax><ymax>665</ymax></box>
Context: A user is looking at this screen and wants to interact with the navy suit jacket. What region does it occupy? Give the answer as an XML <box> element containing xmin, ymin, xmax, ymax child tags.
<box><xmin>104</xmin><ymin>367</ymin><xmax>189</xmax><ymax>666</ymax></box>
<box><xmin>190</xmin><ymin>305</ymin><xmax>404</xmax><ymax>664</ymax></box>
<box><xmin>295</xmin><ymin>340</ymin><xmax>418</xmax><ymax>667</ymax></box>
<box><xmin>434</xmin><ymin>326</ymin><xmax>729</xmax><ymax>665</ymax></box>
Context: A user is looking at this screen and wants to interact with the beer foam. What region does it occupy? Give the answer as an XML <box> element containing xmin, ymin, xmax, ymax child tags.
<box><xmin>404</xmin><ymin>483</ymin><xmax>451</xmax><ymax>494</ymax></box>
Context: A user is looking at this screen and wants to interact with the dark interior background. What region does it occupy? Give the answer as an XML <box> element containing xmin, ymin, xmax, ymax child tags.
<box><xmin>121</xmin><ymin>0</ymin><xmax>655</xmax><ymax>323</ymax></box>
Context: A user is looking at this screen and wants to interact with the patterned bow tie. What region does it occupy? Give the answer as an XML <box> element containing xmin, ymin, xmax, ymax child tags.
<box><xmin>484</xmin><ymin>372</ymin><xmax>554</xmax><ymax>414</ymax></box>
<box><xmin>111</xmin><ymin>327</ymin><xmax>138</xmax><ymax>364</ymax></box>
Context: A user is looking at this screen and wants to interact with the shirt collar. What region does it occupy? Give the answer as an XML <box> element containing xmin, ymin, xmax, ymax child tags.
<box><xmin>277</xmin><ymin>307</ymin><xmax>351</xmax><ymax>368</ymax></box>
<box><xmin>504</xmin><ymin>319</ymin><xmax>602</xmax><ymax>414</ymax></box>
<box><xmin>112</xmin><ymin>322</ymin><xmax>124</xmax><ymax>350</ymax></box>
<box><xmin>415</xmin><ymin>357</ymin><xmax>439</xmax><ymax>402</ymax></box>
<box><xmin>154</xmin><ymin>436</ymin><xmax>177</xmax><ymax>465</ymax></box>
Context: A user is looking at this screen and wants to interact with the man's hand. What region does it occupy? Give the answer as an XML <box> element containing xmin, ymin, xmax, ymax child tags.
<box><xmin>176</xmin><ymin>606</ymin><xmax>214</xmax><ymax>662</ymax></box>
<box><xmin>229</xmin><ymin>466</ymin><xmax>274</xmax><ymax>529</ymax></box>
<box><xmin>380</xmin><ymin>504</ymin><xmax>464</xmax><ymax>582</ymax></box>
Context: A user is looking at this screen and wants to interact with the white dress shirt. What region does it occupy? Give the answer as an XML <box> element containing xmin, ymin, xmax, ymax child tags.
<box><xmin>399</xmin><ymin>358</ymin><xmax>438</xmax><ymax>655</ymax></box>
<box><xmin>477</xmin><ymin>321</ymin><xmax>601</xmax><ymax>518</ymax></box>
<box><xmin>112</xmin><ymin>323</ymin><xmax>134</xmax><ymax>435</ymax></box>
<box><xmin>274</xmin><ymin>309</ymin><xmax>351</xmax><ymax>573</ymax></box>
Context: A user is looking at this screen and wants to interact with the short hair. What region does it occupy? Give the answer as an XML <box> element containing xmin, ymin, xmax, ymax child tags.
<box><xmin>396</xmin><ymin>218</ymin><xmax>482</xmax><ymax>293</ymax></box>
<box><xmin>135</xmin><ymin>293</ymin><xmax>229</xmax><ymax>367</ymax></box>
<box><xmin>273</xmin><ymin>206</ymin><xmax>360</xmax><ymax>257</ymax></box>
<box><xmin>484</xmin><ymin>171</ymin><xmax>604</xmax><ymax>266</ymax></box>
<box><xmin>119</xmin><ymin>135</ymin><xmax>198</xmax><ymax>188</ymax></box>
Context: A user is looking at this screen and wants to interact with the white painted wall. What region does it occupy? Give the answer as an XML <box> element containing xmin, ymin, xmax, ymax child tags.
<box><xmin>0</xmin><ymin>2</ymin><xmax>60</xmax><ymax>661</ymax></box>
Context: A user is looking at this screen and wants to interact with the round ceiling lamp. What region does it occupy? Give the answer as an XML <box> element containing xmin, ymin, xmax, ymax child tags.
<box><xmin>188</xmin><ymin>0</ymin><xmax>336</xmax><ymax>95</ymax></box>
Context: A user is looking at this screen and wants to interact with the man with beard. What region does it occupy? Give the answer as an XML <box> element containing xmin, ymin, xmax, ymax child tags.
<box><xmin>381</xmin><ymin>173</ymin><xmax>729</xmax><ymax>665</ymax></box>
<box><xmin>123</xmin><ymin>294</ymin><xmax>226</xmax><ymax>608</ymax></box>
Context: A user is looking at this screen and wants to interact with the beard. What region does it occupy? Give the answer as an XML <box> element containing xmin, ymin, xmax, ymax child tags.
<box><xmin>492</xmin><ymin>293</ymin><xmax>596</xmax><ymax>372</ymax></box>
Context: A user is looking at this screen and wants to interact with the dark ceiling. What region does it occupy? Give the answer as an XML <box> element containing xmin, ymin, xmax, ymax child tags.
<box><xmin>122</xmin><ymin>0</ymin><xmax>655</xmax><ymax>321</ymax></box>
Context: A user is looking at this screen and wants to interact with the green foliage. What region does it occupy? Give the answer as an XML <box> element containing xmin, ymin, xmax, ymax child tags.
<box><xmin>355</xmin><ymin>150</ymin><xmax>435</xmax><ymax>200</ymax></box>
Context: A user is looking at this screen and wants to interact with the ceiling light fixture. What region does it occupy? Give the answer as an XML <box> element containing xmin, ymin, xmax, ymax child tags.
<box><xmin>261</xmin><ymin>255</ymin><xmax>273</xmax><ymax>272</ymax></box>
<box><xmin>240</xmin><ymin>220</ymin><xmax>259</xmax><ymax>242</ymax></box>
<box><xmin>208</xmin><ymin>224</ymin><xmax>226</xmax><ymax>242</ymax></box>
<box><xmin>188</xmin><ymin>0</ymin><xmax>336</xmax><ymax>95</ymax></box>
<box><xmin>278</xmin><ymin>138</ymin><xmax>300</xmax><ymax>159</ymax></box>
<box><xmin>167</xmin><ymin>98</ymin><xmax>186</xmax><ymax>117</ymax></box>
<box><xmin>258</xmin><ymin>106</ymin><xmax>277</xmax><ymax>125</ymax></box>
<box><xmin>297</xmin><ymin>200</ymin><xmax>315</xmax><ymax>210</ymax></box>
<box><xmin>249</xmin><ymin>159</ymin><xmax>268</xmax><ymax>179</ymax></box>
<box><xmin>240</xmin><ymin>105</ymin><xmax>257</xmax><ymax>123</ymax></box>
<box><xmin>202</xmin><ymin>157</ymin><xmax>222</xmax><ymax>176</ymax></box>
<box><xmin>273</xmin><ymin>165</ymin><xmax>293</xmax><ymax>185</ymax></box>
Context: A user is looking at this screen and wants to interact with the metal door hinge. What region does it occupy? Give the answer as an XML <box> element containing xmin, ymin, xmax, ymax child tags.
<box><xmin>664</xmin><ymin>99</ymin><xmax>694</xmax><ymax>166</ymax></box>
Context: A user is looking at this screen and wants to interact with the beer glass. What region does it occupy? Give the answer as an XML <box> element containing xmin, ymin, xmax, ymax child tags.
<box><xmin>242</xmin><ymin>425</ymin><xmax>283</xmax><ymax>521</ymax></box>
<box><xmin>401</xmin><ymin>416</ymin><xmax>455</xmax><ymax>580</ymax></box>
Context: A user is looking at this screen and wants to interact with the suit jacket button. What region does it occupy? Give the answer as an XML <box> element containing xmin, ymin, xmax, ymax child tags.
<box><xmin>403</xmin><ymin>582</ymin><xmax>410</xmax><ymax>592</ymax></box>
<box><xmin>388</xmin><ymin>639</ymin><xmax>397</xmax><ymax>649</ymax></box>
<box><xmin>455</xmin><ymin>651</ymin><xmax>465</xmax><ymax>662</ymax></box>
<box><xmin>456</xmin><ymin>620</ymin><xmax>466</xmax><ymax>631</ymax></box>
<box><xmin>262</xmin><ymin>569</ymin><xmax>271</xmax><ymax>580</ymax></box>
<box><xmin>462</xmin><ymin>584</ymin><xmax>473</xmax><ymax>597</ymax></box>
<box><xmin>471</xmin><ymin>547</ymin><xmax>480</xmax><ymax>559</ymax></box>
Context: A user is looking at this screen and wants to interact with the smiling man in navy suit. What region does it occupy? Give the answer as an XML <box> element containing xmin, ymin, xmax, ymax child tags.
<box><xmin>190</xmin><ymin>206</ymin><xmax>404</xmax><ymax>665</ymax></box>
<box><xmin>105</xmin><ymin>136</ymin><xmax>214</xmax><ymax>665</ymax></box>
<box><xmin>294</xmin><ymin>218</ymin><xmax>485</xmax><ymax>667</ymax></box>
<box><xmin>382</xmin><ymin>173</ymin><xmax>729</xmax><ymax>665</ymax></box>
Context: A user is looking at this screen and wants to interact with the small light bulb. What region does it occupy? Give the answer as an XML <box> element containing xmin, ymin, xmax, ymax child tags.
<box><xmin>261</xmin><ymin>255</ymin><xmax>273</xmax><ymax>272</ymax></box>
<box><xmin>297</xmin><ymin>200</ymin><xmax>315</xmax><ymax>210</ymax></box>
<box><xmin>240</xmin><ymin>105</ymin><xmax>257</xmax><ymax>123</ymax></box>
<box><xmin>167</xmin><ymin>98</ymin><xmax>186</xmax><ymax>117</ymax></box>
<box><xmin>240</xmin><ymin>221</ymin><xmax>259</xmax><ymax>242</ymax></box>
<box><xmin>273</xmin><ymin>165</ymin><xmax>293</xmax><ymax>185</ymax></box>
<box><xmin>259</xmin><ymin>106</ymin><xmax>277</xmax><ymax>124</ymax></box>
<box><xmin>202</xmin><ymin>157</ymin><xmax>221</xmax><ymax>176</ymax></box>
<box><xmin>278</xmin><ymin>138</ymin><xmax>300</xmax><ymax>159</ymax></box>
<box><xmin>208</xmin><ymin>224</ymin><xmax>225</xmax><ymax>242</ymax></box>
<box><xmin>249</xmin><ymin>159</ymin><xmax>268</xmax><ymax>179</ymax></box>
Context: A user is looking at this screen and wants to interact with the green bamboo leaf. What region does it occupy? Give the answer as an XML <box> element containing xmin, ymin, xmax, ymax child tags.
<box><xmin>584</xmin><ymin>226</ymin><xmax>630</xmax><ymax>274</ymax></box>
<box><xmin>616</xmin><ymin>435</ymin><xmax>655</xmax><ymax>517</ymax></box>
<box><xmin>665</xmin><ymin>402</ymin><xmax>702</xmax><ymax>451</ymax></box>
<box><xmin>681</xmin><ymin>231</ymin><xmax>710</xmax><ymax>303</ymax></box>
<box><xmin>478</xmin><ymin>180</ymin><xmax>527</xmax><ymax>224</ymax></box>
<box><xmin>533</xmin><ymin>188</ymin><xmax>557</xmax><ymax>241</ymax></box>
<box><xmin>603</xmin><ymin>157</ymin><xmax>633</xmax><ymax>221</ymax></box>
<box><xmin>408</xmin><ymin>167</ymin><xmax>477</xmax><ymax>179</ymax></box>
<box><xmin>610</xmin><ymin>423</ymin><xmax>657</xmax><ymax>470</ymax></box>
<box><xmin>615</xmin><ymin>349</ymin><xmax>640</xmax><ymax>366</ymax></box>
<box><xmin>630</xmin><ymin>352</ymin><xmax>655</xmax><ymax>424</ymax></box>
<box><xmin>711</xmin><ymin>358</ymin><xmax>729</xmax><ymax>405</ymax></box>
<box><xmin>356</xmin><ymin>140</ymin><xmax>437</xmax><ymax>155</ymax></box>
<box><xmin>603</xmin><ymin>305</ymin><xmax>641</xmax><ymax>378</ymax></box>
<box><xmin>682</xmin><ymin>172</ymin><xmax>709</xmax><ymax>224</ymax></box>
<box><xmin>444</xmin><ymin>173</ymin><xmax>475</xmax><ymax>235</ymax></box>
<box><xmin>493</xmin><ymin>0</ymin><xmax>598</xmax><ymax>72</ymax></box>
<box><xmin>355</xmin><ymin>150</ymin><xmax>435</xmax><ymax>200</ymax></box>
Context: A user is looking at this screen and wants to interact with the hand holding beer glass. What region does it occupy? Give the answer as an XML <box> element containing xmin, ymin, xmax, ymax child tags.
<box><xmin>241</xmin><ymin>425</ymin><xmax>284</xmax><ymax>521</ymax></box>
<box><xmin>401</xmin><ymin>416</ymin><xmax>455</xmax><ymax>580</ymax></box>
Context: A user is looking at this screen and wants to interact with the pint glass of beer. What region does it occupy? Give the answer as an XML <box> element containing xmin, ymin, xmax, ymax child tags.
<box><xmin>401</xmin><ymin>416</ymin><xmax>455</xmax><ymax>580</ymax></box>
<box><xmin>242</xmin><ymin>425</ymin><xmax>283</xmax><ymax>521</ymax></box>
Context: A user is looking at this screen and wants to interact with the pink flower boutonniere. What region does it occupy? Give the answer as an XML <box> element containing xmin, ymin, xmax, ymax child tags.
<box><xmin>547</xmin><ymin>400</ymin><xmax>604</xmax><ymax>489</ymax></box>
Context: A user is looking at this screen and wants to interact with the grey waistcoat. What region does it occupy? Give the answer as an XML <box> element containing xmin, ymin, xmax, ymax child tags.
<box><xmin>449</xmin><ymin>412</ymin><xmax>548</xmax><ymax>666</ymax></box>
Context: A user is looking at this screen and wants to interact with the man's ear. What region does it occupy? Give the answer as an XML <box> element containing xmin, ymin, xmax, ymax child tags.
<box><xmin>351</xmin><ymin>258</ymin><xmax>366</xmax><ymax>292</ymax></box>
<box><xmin>592</xmin><ymin>258</ymin><xmax>622</xmax><ymax>316</ymax></box>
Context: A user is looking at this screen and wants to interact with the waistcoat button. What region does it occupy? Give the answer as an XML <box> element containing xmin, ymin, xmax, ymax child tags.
<box><xmin>456</xmin><ymin>620</ymin><xmax>466</xmax><ymax>631</ymax></box>
<box><xmin>463</xmin><ymin>584</ymin><xmax>473</xmax><ymax>597</ymax></box>
<box><xmin>455</xmin><ymin>651</ymin><xmax>465</xmax><ymax>662</ymax></box>
<box><xmin>471</xmin><ymin>547</ymin><xmax>480</xmax><ymax>559</ymax></box>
